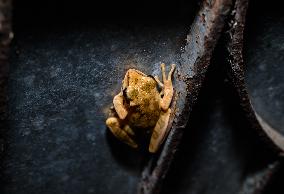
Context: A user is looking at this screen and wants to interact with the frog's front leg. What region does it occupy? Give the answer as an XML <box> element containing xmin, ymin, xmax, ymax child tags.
<box><xmin>106</xmin><ymin>117</ymin><xmax>138</xmax><ymax>148</ymax></box>
<box><xmin>159</xmin><ymin>63</ymin><xmax>176</xmax><ymax>111</ymax></box>
<box><xmin>113</xmin><ymin>92</ymin><xmax>128</xmax><ymax>119</ymax></box>
<box><xmin>149</xmin><ymin>108</ymin><xmax>171</xmax><ymax>153</ymax></box>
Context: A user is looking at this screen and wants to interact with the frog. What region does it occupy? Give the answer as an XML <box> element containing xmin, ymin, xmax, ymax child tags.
<box><xmin>106</xmin><ymin>63</ymin><xmax>175</xmax><ymax>153</ymax></box>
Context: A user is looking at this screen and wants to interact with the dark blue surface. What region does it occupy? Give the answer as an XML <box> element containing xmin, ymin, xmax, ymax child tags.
<box><xmin>245</xmin><ymin>16</ymin><xmax>284</xmax><ymax>134</ymax></box>
<box><xmin>4</xmin><ymin>24</ymin><xmax>187</xmax><ymax>194</ymax></box>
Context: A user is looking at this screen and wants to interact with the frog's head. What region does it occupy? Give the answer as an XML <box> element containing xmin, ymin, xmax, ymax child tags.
<box><xmin>121</xmin><ymin>69</ymin><xmax>157</xmax><ymax>106</ymax></box>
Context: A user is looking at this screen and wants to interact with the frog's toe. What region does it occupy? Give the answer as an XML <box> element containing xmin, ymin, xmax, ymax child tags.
<box><xmin>168</xmin><ymin>64</ymin><xmax>176</xmax><ymax>80</ymax></box>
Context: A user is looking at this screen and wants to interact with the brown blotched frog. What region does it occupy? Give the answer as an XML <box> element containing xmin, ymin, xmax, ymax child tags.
<box><xmin>106</xmin><ymin>63</ymin><xmax>175</xmax><ymax>153</ymax></box>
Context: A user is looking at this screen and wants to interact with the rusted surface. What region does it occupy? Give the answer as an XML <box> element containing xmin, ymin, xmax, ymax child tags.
<box><xmin>0</xmin><ymin>0</ymin><xmax>12</xmax><ymax>184</ymax></box>
<box><xmin>226</xmin><ymin>0</ymin><xmax>284</xmax><ymax>152</ymax></box>
<box><xmin>226</xmin><ymin>0</ymin><xmax>257</xmax><ymax>131</ymax></box>
<box><xmin>139</xmin><ymin>0</ymin><xmax>233</xmax><ymax>193</ymax></box>
<box><xmin>225</xmin><ymin>0</ymin><xmax>283</xmax><ymax>192</ymax></box>
<box><xmin>159</xmin><ymin>58</ymin><xmax>281</xmax><ymax>194</ymax></box>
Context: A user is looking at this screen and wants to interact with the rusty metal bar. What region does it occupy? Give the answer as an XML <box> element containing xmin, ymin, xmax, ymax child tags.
<box><xmin>139</xmin><ymin>0</ymin><xmax>233</xmax><ymax>193</ymax></box>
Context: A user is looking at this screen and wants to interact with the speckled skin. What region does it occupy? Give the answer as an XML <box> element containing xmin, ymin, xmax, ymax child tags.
<box><xmin>123</xmin><ymin>69</ymin><xmax>161</xmax><ymax>128</ymax></box>
<box><xmin>106</xmin><ymin>64</ymin><xmax>175</xmax><ymax>152</ymax></box>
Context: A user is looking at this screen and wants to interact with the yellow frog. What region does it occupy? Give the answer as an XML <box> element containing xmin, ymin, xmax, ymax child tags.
<box><xmin>106</xmin><ymin>63</ymin><xmax>175</xmax><ymax>153</ymax></box>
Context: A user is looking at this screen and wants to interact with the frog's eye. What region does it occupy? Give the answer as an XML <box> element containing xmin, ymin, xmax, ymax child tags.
<box><xmin>122</xmin><ymin>87</ymin><xmax>132</xmax><ymax>103</ymax></box>
<box><xmin>123</xmin><ymin>88</ymin><xmax>128</xmax><ymax>99</ymax></box>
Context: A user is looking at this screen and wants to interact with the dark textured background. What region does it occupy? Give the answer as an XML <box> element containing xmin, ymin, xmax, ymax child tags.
<box><xmin>1</xmin><ymin>0</ymin><xmax>283</xmax><ymax>194</ymax></box>
<box><xmin>245</xmin><ymin>8</ymin><xmax>284</xmax><ymax>135</ymax></box>
<box><xmin>5</xmin><ymin>23</ymin><xmax>190</xmax><ymax>194</ymax></box>
<box><xmin>3</xmin><ymin>1</ymin><xmax>193</xmax><ymax>193</ymax></box>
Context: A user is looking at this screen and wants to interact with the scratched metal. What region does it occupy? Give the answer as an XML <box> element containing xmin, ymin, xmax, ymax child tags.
<box><xmin>160</xmin><ymin>2</ymin><xmax>284</xmax><ymax>193</ymax></box>
<box><xmin>161</xmin><ymin>46</ymin><xmax>279</xmax><ymax>194</ymax></box>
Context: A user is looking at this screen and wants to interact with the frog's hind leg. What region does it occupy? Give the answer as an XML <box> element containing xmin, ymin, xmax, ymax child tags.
<box><xmin>106</xmin><ymin>117</ymin><xmax>138</xmax><ymax>148</ymax></box>
<box><xmin>149</xmin><ymin>108</ymin><xmax>171</xmax><ymax>153</ymax></box>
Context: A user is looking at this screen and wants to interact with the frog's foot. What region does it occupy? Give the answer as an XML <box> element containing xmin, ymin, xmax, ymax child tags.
<box><xmin>159</xmin><ymin>63</ymin><xmax>176</xmax><ymax>111</ymax></box>
<box><xmin>106</xmin><ymin>117</ymin><xmax>138</xmax><ymax>148</ymax></box>
<box><xmin>149</xmin><ymin>108</ymin><xmax>171</xmax><ymax>153</ymax></box>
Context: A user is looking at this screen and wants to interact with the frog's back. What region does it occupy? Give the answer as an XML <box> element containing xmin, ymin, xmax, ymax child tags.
<box><xmin>127</xmin><ymin>72</ymin><xmax>162</xmax><ymax>128</ymax></box>
<box><xmin>128</xmin><ymin>93</ymin><xmax>161</xmax><ymax>128</ymax></box>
